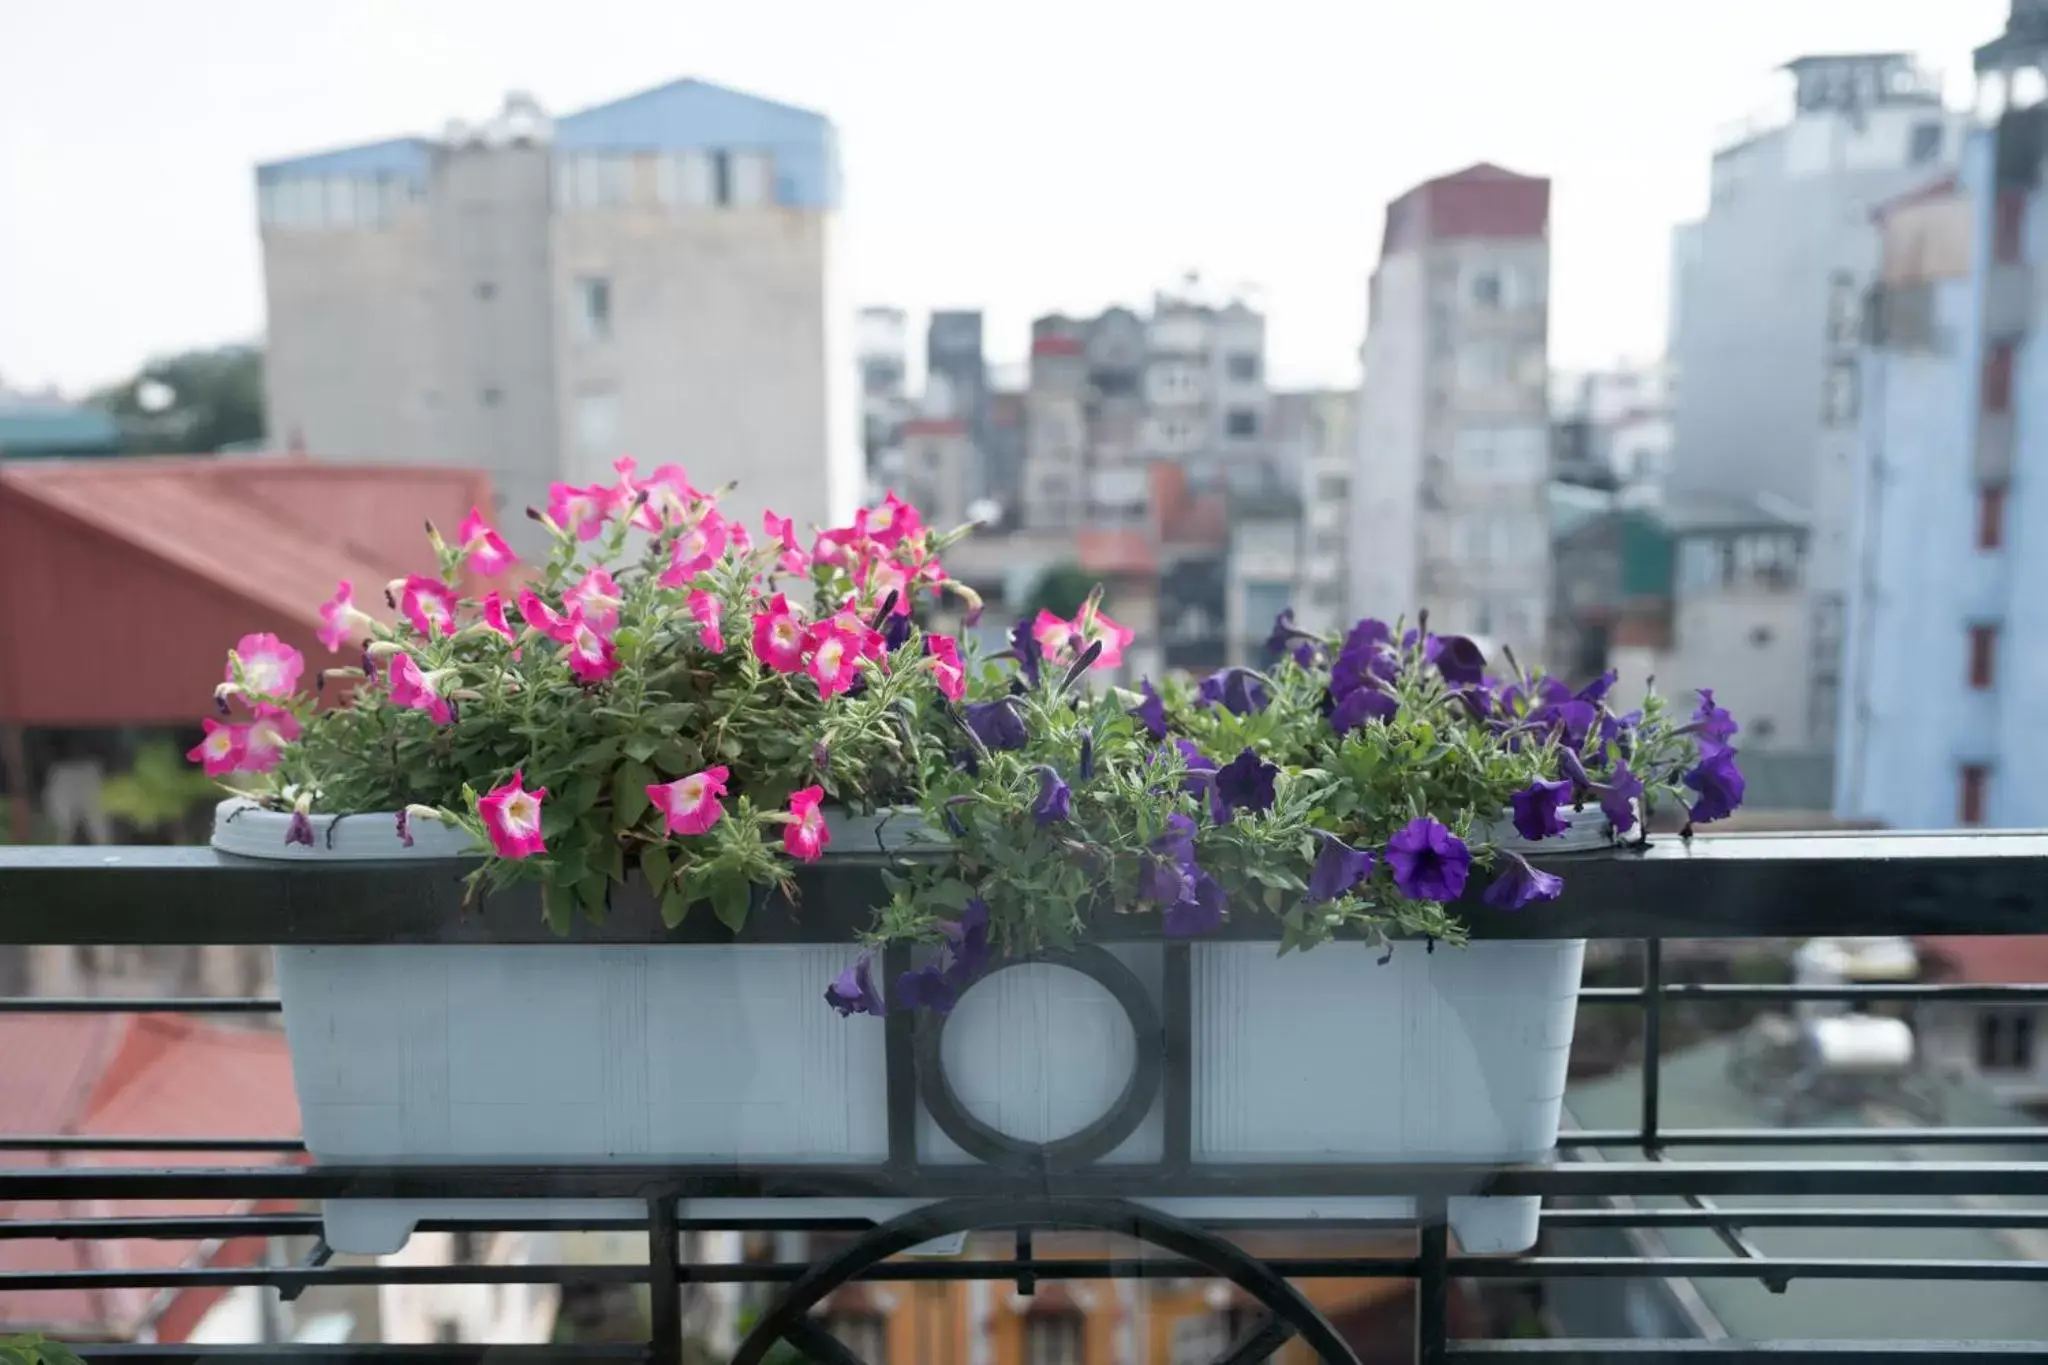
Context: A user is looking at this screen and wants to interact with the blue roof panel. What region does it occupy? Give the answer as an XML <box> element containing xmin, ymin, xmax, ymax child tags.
<box><xmin>257</xmin><ymin>138</ymin><xmax>435</xmax><ymax>184</ymax></box>
<box><xmin>555</xmin><ymin>78</ymin><xmax>837</xmax><ymax>208</ymax></box>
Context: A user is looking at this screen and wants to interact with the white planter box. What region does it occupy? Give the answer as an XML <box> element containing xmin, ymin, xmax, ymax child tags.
<box><xmin>216</xmin><ymin>800</ymin><xmax>1592</xmax><ymax>1256</ymax></box>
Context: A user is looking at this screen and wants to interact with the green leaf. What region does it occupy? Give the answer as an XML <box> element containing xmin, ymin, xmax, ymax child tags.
<box><xmin>612</xmin><ymin>760</ymin><xmax>655</xmax><ymax>830</ymax></box>
<box><xmin>624</xmin><ymin>733</ymin><xmax>660</xmax><ymax>763</ymax></box>
<box><xmin>642</xmin><ymin>844</ymin><xmax>673</xmax><ymax>893</ymax></box>
<box><xmin>709</xmin><ymin>872</ymin><xmax>752</xmax><ymax>934</ymax></box>
<box><xmin>577</xmin><ymin>871</ymin><xmax>609</xmax><ymax>919</ymax></box>
<box><xmin>653</xmin><ymin>742</ymin><xmax>697</xmax><ymax>774</ymax></box>
<box><xmin>541</xmin><ymin>882</ymin><xmax>575</xmax><ymax>935</ymax></box>
<box><xmin>660</xmin><ymin>882</ymin><xmax>692</xmax><ymax>928</ymax></box>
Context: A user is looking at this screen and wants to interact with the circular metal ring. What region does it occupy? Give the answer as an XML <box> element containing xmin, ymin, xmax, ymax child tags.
<box><xmin>914</xmin><ymin>944</ymin><xmax>1162</xmax><ymax>1172</ymax></box>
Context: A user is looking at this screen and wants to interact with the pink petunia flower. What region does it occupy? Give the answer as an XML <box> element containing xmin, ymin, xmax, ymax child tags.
<box><xmin>863</xmin><ymin>491</ymin><xmax>923</xmax><ymax>549</ymax></box>
<box><xmin>517</xmin><ymin>590</ymin><xmax>573</xmax><ymax>642</ymax></box>
<box><xmin>386</xmin><ymin>652</ymin><xmax>454</xmax><ymax>725</ymax></box>
<box><xmin>479</xmin><ymin>591</ymin><xmax>517</xmax><ymax>645</ymax></box>
<box><xmin>188</xmin><ymin>717</ymin><xmax>246</xmax><ymax>776</ymax></box>
<box><xmin>1032</xmin><ymin>609</ymin><xmax>1081</xmax><ymax>662</ymax></box>
<box><xmin>239</xmin><ymin>704</ymin><xmax>301</xmax><ymax>772</ymax></box>
<box><xmin>659</xmin><ymin>510</ymin><xmax>729</xmax><ymax>587</ymax></box>
<box><xmin>317</xmin><ymin>581</ymin><xmax>365</xmax><ymax>653</ymax></box>
<box><xmin>1074</xmin><ymin>597</ymin><xmax>1136</xmax><ymax>671</ymax></box>
<box><xmin>647</xmin><ymin>765</ymin><xmax>730</xmax><ymax>836</ymax></box>
<box><xmin>727</xmin><ymin>521</ymin><xmax>753</xmax><ymax>557</ymax></box>
<box><xmin>856</xmin><ymin>556</ymin><xmax>913</xmax><ymax>616</ymax></box>
<box><xmin>634</xmin><ymin>464</ymin><xmax>705</xmax><ymax>532</ymax></box>
<box><xmin>751</xmin><ymin>593</ymin><xmax>807</xmax><ymax>674</ymax></box>
<box><xmin>563</xmin><ymin>568</ymin><xmax>624</xmax><ymax>632</ymax></box>
<box><xmin>687</xmin><ymin>590</ymin><xmax>725</xmax><ymax>653</ymax></box>
<box><xmin>825</xmin><ymin>609</ymin><xmax>886</xmax><ymax>661</ymax></box>
<box><xmin>803</xmin><ymin>618</ymin><xmax>867</xmax><ymax>699</ymax></box>
<box><xmin>764</xmin><ymin>510</ymin><xmax>799</xmax><ymax>552</ymax></box>
<box><xmin>783</xmin><ymin>785</ymin><xmax>830</xmax><ymax>862</ymax></box>
<box><xmin>477</xmin><ymin>771</ymin><xmax>548</xmax><ymax>859</ymax></box>
<box><xmin>457</xmin><ymin>507</ymin><xmax>518</xmax><ymax>576</ymax></box>
<box><xmin>564</xmin><ymin>612</ymin><xmax>620</xmax><ymax>684</ymax></box>
<box><xmin>546</xmin><ymin>482</ymin><xmax>611</xmax><ymax>541</ymax></box>
<box><xmin>228</xmin><ymin>632</ymin><xmax>304</xmax><ymax>697</ymax></box>
<box><xmin>399</xmin><ymin>575</ymin><xmax>460</xmax><ymax>638</ymax></box>
<box><xmin>925</xmin><ymin>634</ymin><xmax>966</xmax><ymax>702</ymax></box>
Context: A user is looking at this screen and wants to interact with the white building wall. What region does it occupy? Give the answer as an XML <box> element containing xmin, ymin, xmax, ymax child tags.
<box><xmin>1349</xmin><ymin>254</ymin><xmax>1426</xmax><ymax>624</ymax></box>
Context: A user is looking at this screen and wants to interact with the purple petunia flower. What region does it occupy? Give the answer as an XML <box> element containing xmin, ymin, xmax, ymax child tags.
<box><xmin>880</xmin><ymin>610</ymin><xmax>913</xmax><ymax>652</ymax></box>
<box><xmin>1432</xmin><ymin>634</ymin><xmax>1488</xmax><ymax>687</ymax></box>
<box><xmin>1164</xmin><ymin>872</ymin><xmax>1228</xmax><ymax>937</ymax></box>
<box><xmin>1130</xmin><ymin>679</ymin><xmax>1169</xmax><ymax>739</ymax></box>
<box><xmin>1174</xmin><ymin>739</ymin><xmax>1218</xmax><ymax>798</ymax></box>
<box><xmin>1033</xmin><ymin>766</ymin><xmax>1073</xmax><ymax>825</ymax></box>
<box><xmin>944</xmin><ymin>898</ymin><xmax>992</xmax><ymax>983</ymax></box>
<box><xmin>1482</xmin><ymin>850</ymin><xmax>1565</xmax><ymax>911</ymax></box>
<box><xmin>1139</xmin><ymin>814</ymin><xmax>1199</xmax><ymax>904</ymax></box>
<box><xmin>1577</xmin><ymin>670</ymin><xmax>1619</xmax><ymax>706</ymax></box>
<box><xmin>964</xmin><ymin>698</ymin><xmax>1027</xmax><ymax>751</ymax></box>
<box><xmin>1009</xmin><ymin>616</ymin><xmax>1043</xmax><ymax>687</ymax></box>
<box><xmin>1331</xmin><ymin>684</ymin><xmax>1398</xmax><ymax>734</ymax></box>
<box><xmin>1198</xmin><ymin>667</ymin><xmax>1270</xmax><ymax>716</ymax></box>
<box><xmin>1693</xmin><ymin>689</ymin><xmax>1739</xmax><ymax>749</ymax></box>
<box><xmin>1601</xmin><ymin>761</ymin><xmax>1644</xmax><ymax>835</ymax></box>
<box><xmin>826</xmin><ymin>952</ymin><xmax>887</xmax><ymax>1017</ymax></box>
<box><xmin>1534</xmin><ymin>698</ymin><xmax>1597</xmax><ymax>751</ymax></box>
<box><xmin>1385</xmin><ymin>817</ymin><xmax>1472</xmax><ymax>902</ymax></box>
<box><xmin>896</xmin><ymin>962</ymin><xmax>958</xmax><ymax>1013</ymax></box>
<box><xmin>1331</xmin><ymin>617</ymin><xmax>1397</xmax><ymax>698</ymax></box>
<box><xmin>286</xmin><ymin>810</ymin><xmax>316</xmax><ymax>847</ymax></box>
<box><xmin>1684</xmin><ymin>747</ymin><xmax>1746</xmax><ymax>823</ymax></box>
<box><xmin>1214</xmin><ymin>748</ymin><xmax>1279</xmax><ymax>817</ymax></box>
<box><xmin>395</xmin><ymin>809</ymin><xmax>415</xmax><ymax>848</ymax></box>
<box><xmin>1510</xmin><ymin>778</ymin><xmax>1572</xmax><ymax>842</ymax></box>
<box><xmin>1263</xmin><ymin>608</ymin><xmax>1301</xmax><ymax>659</ymax></box>
<box><xmin>1306</xmin><ymin>831</ymin><xmax>1377</xmax><ymax>903</ymax></box>
<box><xmin>1291</xmin><ymin>639</ymin><xmax>1321</xmax><ymax>668</ymax></box>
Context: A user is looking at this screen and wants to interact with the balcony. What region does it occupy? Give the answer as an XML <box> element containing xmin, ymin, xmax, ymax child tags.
<box><xmin>3</xmin><ymin>834</ymin><xmax>2048</xmax><ymax>1362</ymax></box>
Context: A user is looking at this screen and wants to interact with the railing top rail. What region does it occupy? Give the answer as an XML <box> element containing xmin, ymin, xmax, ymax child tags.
<box><xmin>2</xmin><ymin>831</ymin><xmax>2046</xmax><ymax>944</ymax></box>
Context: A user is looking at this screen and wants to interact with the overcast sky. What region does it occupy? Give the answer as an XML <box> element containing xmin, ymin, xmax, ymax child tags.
<box><xmin>0</xmin><ymin>0</ymin><xmax>2007</xmax><ymax>395</ymax></box>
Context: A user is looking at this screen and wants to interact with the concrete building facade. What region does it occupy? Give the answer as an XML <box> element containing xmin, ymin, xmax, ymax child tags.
<box><xmin>258</xmin><ymin>79</ymin><xmax>854</xmax><ymax>546</ymax></box>
<box><xmin>1838</xmin><ymin>6</ymin><xmax>2048</xmax><ymax>829</ymax></box>
<box><xmin>1668</xmin><ymin>54</ymin><xmax>1973</xmax><ymax>746</ymax></box>
<box><xmin>1270</xmin><ymin>390</ymin><xmax>1354</xmax><ymax>636</ymax></box>
<box><xmin>1351</xmin><ymin>164</ymin><xmax>1552</xmax><ymax>662</ymax></box>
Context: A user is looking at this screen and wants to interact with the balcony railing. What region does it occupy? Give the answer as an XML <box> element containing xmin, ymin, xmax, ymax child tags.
<box><xmin>3</xmin><ymin>832</ymin><xmax>2048</xmax><ymax>1363</ymax></box>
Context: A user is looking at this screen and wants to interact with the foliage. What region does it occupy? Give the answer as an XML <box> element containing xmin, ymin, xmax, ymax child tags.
<box><xmin>0</xmin><ymin>1336</ymin><xmax>85</xmax><ymax>1365</ymax></box>
<box><xmin>1020</xmin><ymin>561</ymin><xmax>1097</xmax><ymax>620</ymax></box>
<box><xmin>100</xmin><ymin>739</ymin><xmax>220</xmax><ymax>834</ymax></box>
<box><xmin>200</xmin><ymin>468</ymin><xmax>978</xmax><ymax>931</ymax></box>
<box><xmin>90</xmin><ymin>344</ymin><xmax>265</xmax><ymax>455</ymax></box>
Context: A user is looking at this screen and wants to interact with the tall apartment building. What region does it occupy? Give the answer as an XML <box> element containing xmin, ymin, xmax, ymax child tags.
<box><xmin>1021</xmin><ymin>316</ymin><xmax>1090</xmax><ymax>530</ymax></box>
<box><xmin>1669</xmin><ymin>54</ymin><xmax>1971</xmax><ymax>746</ymax></box>
<box><xmin>258</xmin><ymin>79</ymin><xmax>854</xmax><ymax>546</ymax></box>
<box><xmin>1350</xmin><ymin>164</ymin><xmax>1552</xmax><ymax>662</ymax></box>
<box><xmin>856</xmin><ymin>305</ymin><xmax>910</xmax><ymax>470</ymax></box>
<box><xmin>1142</xmin><ymin>293</ymin><xmax>1269</xmax><ymax>478</ymax></box>
<box><xmin>1270</xmin><ymin>390</ymin><xmax>1354</xmax><ymax>635</ymax></box>
<box><xmin>1837</xmin><ymin>4</ymin><xmax>2048</xmax><ymax>829</ymax></box>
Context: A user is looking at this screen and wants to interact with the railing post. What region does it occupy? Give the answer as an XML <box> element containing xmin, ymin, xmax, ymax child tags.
<box><xmin>1641</xmin><ymin>937</ymin><xmax>1665</xmax><ymax>1151</ymax></box>
<box><xmin>648</xmin><ymin>1192</ymin><xmax>683</xmax><ymax>1365</ymax></box>
<box><xmin>1415</xmin><ymin>1193</ymin><xmax>1448</xmax><ymax>1365</ymax></box>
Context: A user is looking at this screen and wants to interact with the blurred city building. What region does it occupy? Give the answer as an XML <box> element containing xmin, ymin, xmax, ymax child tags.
<box><xmin>1669</xmin><ymin>52</ymin><xmax>1972</xmax><ymax>749</ymax></box>
<box><xmin>257</xmin><ymin>79</ymin><xmax>854</xmax><ymax>550</ymax></box>
<box><xmin>1270</xmin><ymin>389</ymin><xmax>1354</xmax><ymax>636</ymax></box>
<box><xmin>855</xmin><ymin>305</ymin><xmax>912</xmax><ymax>473</ymax></box>
<box><xmin>1353</xmin><ymin>163</ymin><xmax>1553</xmax><ymax>663</ymax></box>
<box><xmin>1550</xmin><ymin>362</ymin><xmax>1673</xmax><ymax>495</ymax></box>
<box><xmin>0</xmin><ymin>389</ymin><xmax>121</xmax><ymax>460</ymax></box>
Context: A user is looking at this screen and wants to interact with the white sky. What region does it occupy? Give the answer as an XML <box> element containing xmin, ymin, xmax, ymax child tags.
<box><xmin>0</xmin><ymin>0</ymin><xmax>2007</xmax><ymax>395</ymax></box>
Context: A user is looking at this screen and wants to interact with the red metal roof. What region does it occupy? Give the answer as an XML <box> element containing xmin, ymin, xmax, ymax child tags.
<box><xmin>0</xmin><ymin>455</ymin><xmax>494</xmax><ymax>724</ymax></box>
<box><xmin>1917</xmin><ymin>936</ymin><xmax>2048</xmax><ymax>986</ymax></box>
<box><xmin>900</xmin><ymin>418</ymin><xmax>968</xmax><ymax>437</ymax></box>
<box><xmin>0</xmin><ymin>1014</ymin><xmax>299</xmax><ymax>1340</ymax></box>
<box><xmin>1031</xmin><ymin>335</ymin><xmax>1083</xmax><ymax>358</ymax></box>
<box><xmin>1382</xmin><ymin>162</ymin><xmax>1549</xmax><ymax>256</ymax></box>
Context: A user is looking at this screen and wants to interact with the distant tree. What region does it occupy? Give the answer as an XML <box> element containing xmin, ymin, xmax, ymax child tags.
<box><xmin>90</xmin><ymin>345</ymin><xmax>265</xmax><ymax>454</ymax></box>
<box><xmin>1022</xmin><ymin>562</ymin><xmax>1098</xmax><ymax>621</ymax></box>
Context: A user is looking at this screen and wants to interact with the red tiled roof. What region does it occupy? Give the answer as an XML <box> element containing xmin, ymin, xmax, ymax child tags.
<box><xmin>1383</xmin><ymin>162</ymin><xmax>1549</xmax><ymax>256</ymax></box>
<box><xmin>1077</xmin><ymin>529</ymin><xmax>1157</xmax><ymax>576</ymax></box>
<box><xmin>1916</xmin><ymin>936</ymin><xmax>2048</xmax><ymax>986</ymax></box>
<box><xmin>0</xmin><ymin>1014</ymin><xmax>300</xmax><ymax>1340</ymax></box>
<box><xmin>0</xmin><ymin>455</ymin><xmax>494</xmax><ymax>724</ymax></box>
<box><xmin>1031</xmin><ymin>336</ymin><xmax>1082</xmax><ymax>358</ymax></box>
<box><xmin>900</xmin><ymin>418</ymin><xmax>967</xmax><ymax>438</ymax></box>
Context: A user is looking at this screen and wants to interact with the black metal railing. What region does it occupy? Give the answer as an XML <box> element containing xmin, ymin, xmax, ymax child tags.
<box><xmin>2</xmin><ymin>832</ymin><xmax>2047</xmax><ymax>1363</ymax></box>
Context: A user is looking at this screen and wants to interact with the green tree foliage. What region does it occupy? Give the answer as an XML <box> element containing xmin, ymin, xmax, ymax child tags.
<box><xmin>91</xmin><ymin>345</ymin><xmax>265</xmax><ymax>454</ymax></box>
<box><xmin>1021</xmin><ymin>562</ymin><xmax>1096</xmax><ymax>620</ymax></box>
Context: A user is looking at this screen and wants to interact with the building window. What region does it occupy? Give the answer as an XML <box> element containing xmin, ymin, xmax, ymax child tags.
<box><xmin>1752</xmin><ymin>717</ymin><xmax>1778</xmax><ymax>741</ymax></box>
<box><xmin>1225</xmin><ymin>408</ymin><xmax>1260</xmax><ymax>438</ymax></box>
<box><xmin>1976</xmin><ymin>1011</ymin><xmax>2035</xmax><ymax>1072</ymax></box>
<box><xmin>1822</xmin><ymin>362</ymin><xmax>1858</xmax><ymax>426</ymax></box>
<box><xmin>1983</xmin><ymin>341</ymin><xmax>2015</xmax><ymax>414</ymax></box>
<box><xmin>1960</xmin><ymin>763</ymin><xmax>1990</xmax><ymax>826</ymax></box>
<box><xmin>480</xmin><ymin>387</ymin><xmax>503</xmax><ymax>408</ymax></box>
<box><xmin>712</xmin><ymin>149</ymin><xmax>733</xmax><ymax>206</ymax></box>
<box><xmin>1996</xmin><ymin>191</ymin><xmax>2026</xmax><ymax>265</ymax></box>
<box><xmin>1979</xmin><ymin>485</ymin><xmax>2008</xmax><ymax>550</ymax></box>
<box><xmin>1750</xmin><ymin>625</ymin><xmax>1774</xmax><ymax>647</ymax></box>
<box><xmin>1025</xmin><ymin>1311</ymin><xmax>1086</xmax><ymax>1365</ymax></box>
<box><xmin>1968</xmin><ymin>623</ymin><xmax>2000</xmax><ymax>690</ymax></box>
<box><xmin>1909</xmin><ymin>120</ymin><xmax>1945</xmax><ymax>165</ymax></box>
<box><xmin>575</xmin><ymin>276</ymin><xmax>612</xmax><ymax>342</ymax></box>
<box><xmin>1225</xmin><ymin>352</ymin><xmax>1261</xmax><ymax>382</ymax></box>
<box><xmin>474</xmin><ymin>281</ymin><xmax>496</xmax><ymax>301</ymax></box>
<box><xmin>825</xmin><ymin>1314</ymin><xmax>887</xmax><ymax>1363</ymax></box>
<box><xmin>1315</xmin><ymin>473</ymin><xmax>1347</xmax><ymax>501</ymax></box>
<box><xmin>1470</xmin><ymin>269</ymin><xmax>1502</xmax><ymax>307</ymax></box>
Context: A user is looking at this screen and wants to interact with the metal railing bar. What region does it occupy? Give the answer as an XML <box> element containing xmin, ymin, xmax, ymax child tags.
<box><xmin>9</xmin><ymin>1160</ymin><xmax>2048</xmax><ymax>1200</ymax></box>
<box><xmin>646</xmin><ymin>1194</ymin><xmax>682</xmax><ymax>1365</ymax></box>
<box><xmin>0</xmin><ymin>996</ymin><xmax>281</xmax><ymax>1013</ymax></box>
<box><xmin>1446</xmin><ymin>1344</ymin><xmax>2048</xmax><ymax>1362</ymax></box>
<box><xmin>1579</xmin><ymin>983</ymin><xmax>2048</xmax><ymax>1003</ymax></box>
<box><xmin>0</xmin><ymin>1263</ymin><xmax>652</xmax><ymax>1292</ymax></box>
<box><xmin>0</xmin><ymin>1214</ymin><xmax>675</xmax><ymax>1240</ymax></box>
<box><xmin>69</xmin><ymin>1349</ymin><xmax>649</xmax><ymax>1362</ymax></box>
<box><xmin>1417</xmin><ymin>1193</ymin><xmax>1450</xmax><ymax>1365</ymax></box>
<box><xmin>1451</xmin><ymin>1257</ymin><xmax>2048</xmax><ymax>1282</ymax></box>
<box><xmin>1642</xmin><ymin>938</ymin><xmax>1664</xmax><ymax>1151</ymax></box>
<box><xmin>1646</xmin><ymin>1147</ymin><xmax>1777</xmax><ymax>1280</ymax></box>
<box><xmin>1542</xmin><ymin>1207</ymin><xmax>2048</xmax><ymax>1231</ymax></box>
<box><xmin>1557</xmin><ymin>1128</ymin><xmax>2048</xmax><ymax>1148</ymax></box>
<box><xmin>0</xmin><ymin>1135</ymin><xmax>305</xmax><ymax>1152</ymax></box>
<box><xmin>273</xmin><ymin>1236</ymin><xmax>331</xmax><ymax>1304</ymax></box>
